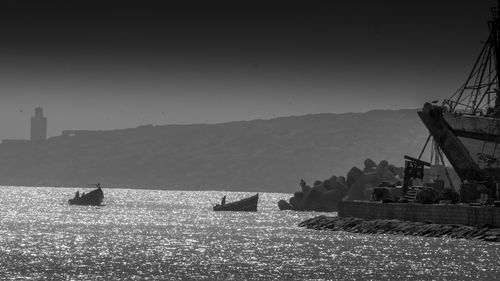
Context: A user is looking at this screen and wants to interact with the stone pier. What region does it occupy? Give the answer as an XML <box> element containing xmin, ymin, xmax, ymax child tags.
<box><xmin>338</xmin><ymin>201</ymin><xmax>500</xmax><ymax>227</ymax></box>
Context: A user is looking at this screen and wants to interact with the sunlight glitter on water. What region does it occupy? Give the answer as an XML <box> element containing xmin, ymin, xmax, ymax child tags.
<box><xmin>0</xmin><ymin>186</ymin><xmax>499</xmax><ymax>280</ymax></box>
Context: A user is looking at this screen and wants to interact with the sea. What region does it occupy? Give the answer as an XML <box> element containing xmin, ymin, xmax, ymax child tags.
<box><xmin>0</xmin><ymin>186</ymin><xmax>499</xmax><ymax>281</ymax></box>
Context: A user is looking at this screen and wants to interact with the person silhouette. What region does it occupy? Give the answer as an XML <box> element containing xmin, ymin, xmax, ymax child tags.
<box><xmin>300</xmin><ymin>179</ymin><xmax>306</xmax><ymax>188</ymax></box>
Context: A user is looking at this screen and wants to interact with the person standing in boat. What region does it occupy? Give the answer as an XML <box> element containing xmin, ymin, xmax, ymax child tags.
<box><xmin>221</xmin><ymin>196</ymin><xmax>226</xmax><ymax>205</ymax></box>
<box><xmin>96</xmin><ymin>182</ymin><xmax>104</xmax><ymax>202</ymax></box>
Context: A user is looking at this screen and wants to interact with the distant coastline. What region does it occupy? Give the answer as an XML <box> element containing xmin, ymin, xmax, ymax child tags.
<box><xmin>0</xmin><ymin>109</ymin><xmax>427</xmax><ymax>192</ymax></box>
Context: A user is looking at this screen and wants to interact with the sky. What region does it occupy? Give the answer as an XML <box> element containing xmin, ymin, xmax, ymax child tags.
<box><xmin>0</xmin><ymin>0</ymin><xmax>497</xmax><ymax>140</ymax></box>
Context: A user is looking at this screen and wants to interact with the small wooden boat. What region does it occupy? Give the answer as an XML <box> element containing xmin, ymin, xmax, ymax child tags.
<box><xmin>68</xmin><ymin>183</ymin><xmax>104</xmax><ymax>206</ymax></box>
<box><xmin>213</xmin><ymin>193</ymin><xmax>259</xmax><ymax>212</ymax></box>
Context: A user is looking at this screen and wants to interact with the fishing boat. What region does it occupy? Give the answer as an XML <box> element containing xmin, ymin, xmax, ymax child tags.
<box><xmin>68</xmin><ymin>183</ymin><xmax>104</xmax><ymax>206</ymax></box>
<box><xmin>213</xmin><ymin>193</ymin><xmax>259</xmax><ymax>212</ymax></box>
<box><xmin>418</xmin><ymin>2</ymin><xmax>500</xmax><ymax>201</ymax></box>
<box><xmin>336</xmin><ymin>3</ymin><xmax>500</xmax><ymax>228</ymax></box>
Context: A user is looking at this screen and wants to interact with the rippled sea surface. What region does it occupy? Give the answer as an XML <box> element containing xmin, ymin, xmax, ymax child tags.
<box><xmin>0</xmin><ymin>186</ymin><xmax>499</xmax><ymax>280</ymax></box>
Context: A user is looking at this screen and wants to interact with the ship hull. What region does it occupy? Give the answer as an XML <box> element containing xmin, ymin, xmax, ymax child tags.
<box><xmin>68</xmin><ymin>188</ymin><xmax>104</xmax><ymax>206</ymax></box>
<box><xmin>443</xmin><ymin>113</ymin><xmax>500</xmax><ymax>139</ymax></box>
<box><xmin>443</xmin><ymin>112</ymin><xmax>500</xmax><ymax>170</ymax></box>
<box><xmin>213</xmin><ymin>194</ymin><xmax>259</xmax><ymax>212</ymax></box>
<box><xmin>418</xmin><ymin>103</ymin><xmax>500</xmax><ymax>182</ymax></box>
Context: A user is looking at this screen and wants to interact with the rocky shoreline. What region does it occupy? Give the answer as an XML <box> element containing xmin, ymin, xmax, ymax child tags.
<box><xmin>278</xmin><ymin>159</ymin><xmax>405</xmax><ymax>212</ymax></box>
<box><xmin>298</xmin><ymin>215</ymin><xmax>500</xmax><ymax>242</ymax></box>
<box><xmin>279</xmin><ymin>158</ymin><xmax>460</xmax><ymax>212</ymax></box>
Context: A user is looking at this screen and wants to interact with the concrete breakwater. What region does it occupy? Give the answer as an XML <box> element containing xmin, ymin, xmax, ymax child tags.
<box><xmin>298</xmin><ymin>215</ymin><xmax>500</xmax><ymax>242</ymax></box>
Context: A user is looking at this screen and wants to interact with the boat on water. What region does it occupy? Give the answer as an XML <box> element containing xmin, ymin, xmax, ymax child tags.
<box><xmin>213</xmin><ymin>194</ymin><xmax>259</xmax><ymax>212</ymax></box>
<box><xmin>68</xmin><ymin>183</ymin><xmax>104</xmax><ymax>206</ymax></box>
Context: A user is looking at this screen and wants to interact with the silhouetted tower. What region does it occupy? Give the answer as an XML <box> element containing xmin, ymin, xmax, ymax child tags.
<box><xmin>30</xmin><ymin>107</ymin><xmax>47</xmax><ymax>141</ymax></box>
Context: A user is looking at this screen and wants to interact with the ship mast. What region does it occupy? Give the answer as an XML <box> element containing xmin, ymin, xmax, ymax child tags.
<box><xmin>494</xmin><ymin>2</ymin><xmax>500</xmax><ymax>93</ymax></box>
<box><xmin>446</xmin><ymin>3</ymin><xmax>500</xmax><ymax>115</ymax></box>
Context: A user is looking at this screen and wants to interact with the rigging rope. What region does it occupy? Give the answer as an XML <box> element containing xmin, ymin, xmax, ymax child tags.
<box><xmin>418</xmin><ymin>134</ymin><xmax>432</xmax><ymax>161</ymax></box>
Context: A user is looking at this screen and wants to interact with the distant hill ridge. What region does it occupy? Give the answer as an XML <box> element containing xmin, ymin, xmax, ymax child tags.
<box><xmin>0</xmin><ymin>109</ymin><xmax>429</xmax><ymax>192</ymax></box>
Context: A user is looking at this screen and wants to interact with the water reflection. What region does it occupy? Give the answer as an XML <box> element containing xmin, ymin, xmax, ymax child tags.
<box><xmin>0</xmin><ymin>186</ymin><xmax>499</xmax><ymax>280</ymax></box>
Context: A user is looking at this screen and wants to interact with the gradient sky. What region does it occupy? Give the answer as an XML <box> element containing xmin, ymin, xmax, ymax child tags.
<box><xmin>0</xmin><ymin>0</ymin><xmax>497</xmax><ymax>140</ymax></box>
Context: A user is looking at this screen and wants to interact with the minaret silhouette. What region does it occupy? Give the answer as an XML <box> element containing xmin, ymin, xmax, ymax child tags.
<box><xmin>30</xmin><ymin>107</ymin><xmax>47</xmax><ymax>141</ymax></box>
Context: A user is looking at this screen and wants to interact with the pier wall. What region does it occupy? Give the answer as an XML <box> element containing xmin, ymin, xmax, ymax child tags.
<box><xmin>339</xmin><ymin>201</ymin><xmax>500</xmax><ymax>227</ymax></box>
